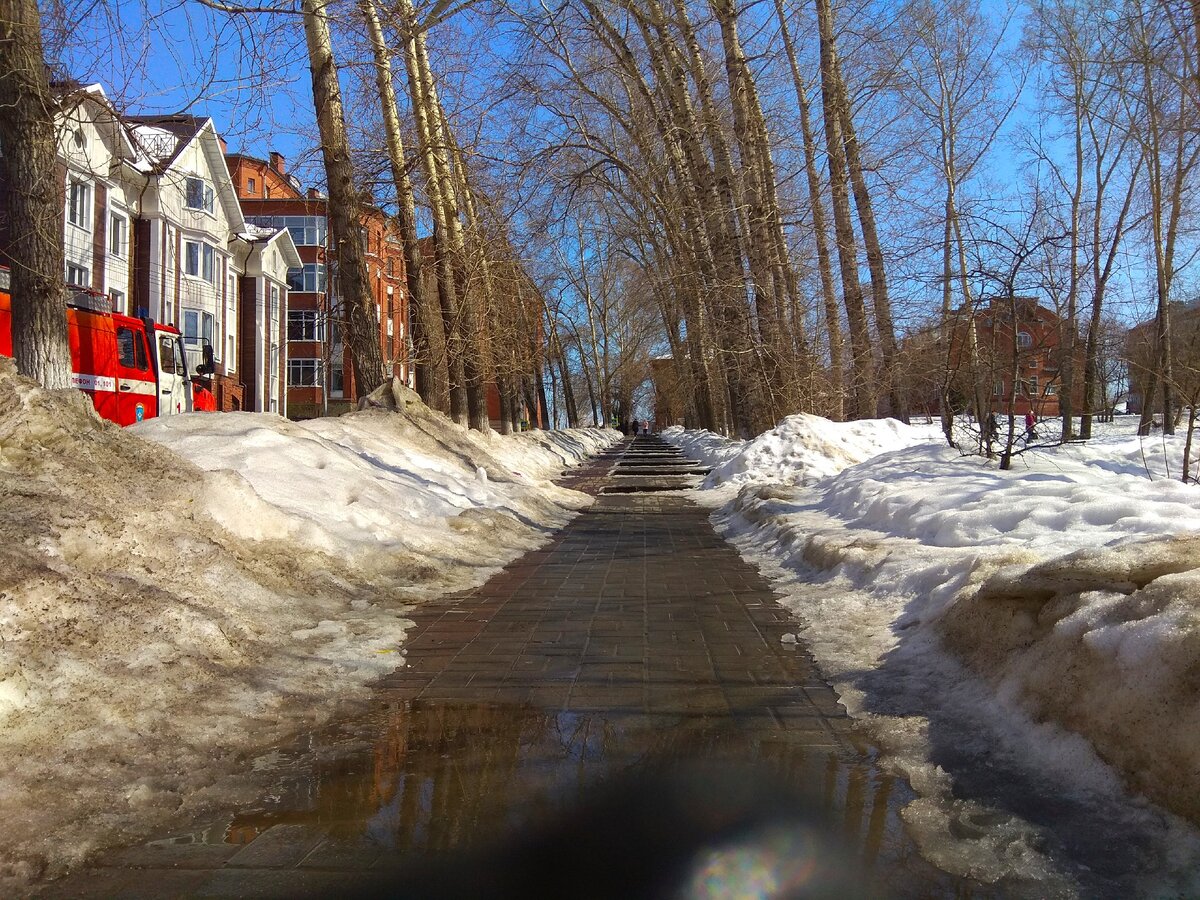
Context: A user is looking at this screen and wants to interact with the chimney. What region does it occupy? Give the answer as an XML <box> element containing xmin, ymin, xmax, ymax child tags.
<box><xmin>269</xmin><ymin>150</ymin><xmax>285</xmax><ymax>174</ymax></box>
<box><xmin>307</xmin><ymin>187</ymin><xmax>323</xmax><ymax>200</ymax></box>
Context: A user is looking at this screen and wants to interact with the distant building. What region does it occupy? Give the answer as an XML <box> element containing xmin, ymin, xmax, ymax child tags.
<box><xmin>227</xmin><ymin>151</ymin><xmax>409</xmax><ymax>418</ymax></box>
<box><xmin>946</xmin><ymin>296</ymin><xmax>1079</xmax><ymax>418</ymax></box>
<box><xmin>1125</xmin><ymin>301</ymin><xmax>1200</xmax><ymax>416</ymax></box>
<box><xmin>415</xmin><ymin>236</ymin><xmax>545</xmax><ymax>429</ymax></box>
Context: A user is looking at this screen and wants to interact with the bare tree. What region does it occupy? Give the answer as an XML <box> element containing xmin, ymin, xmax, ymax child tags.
<box><xmin>0</xmin><ymin>0</ymin><xmax>71</xmax><ymax>389</ymax></box>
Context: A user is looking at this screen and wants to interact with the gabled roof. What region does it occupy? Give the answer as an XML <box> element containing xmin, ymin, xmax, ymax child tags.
<box><xmin>53</xmin><ymin>82</ymin><xmax>140</xmax><ymax>164</ymax></box>
<box><xmin>123</xmin><ymin>114</ymin><xmax>244</xmax><ymax>231</ymax></box>
<box><xmin>236</xmin><ymin>224</ymin><xmax>302</xmax><ymax>269</ymax></box>
<box><xmin>124</xmin><ymin>113</ymin><xmax>207</xmax><ymax>170</ymax></box>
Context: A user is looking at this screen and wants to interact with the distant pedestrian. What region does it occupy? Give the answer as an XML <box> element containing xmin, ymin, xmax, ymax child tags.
<box><xmin>1024</xmin><ymin>410</ymin><xmax>1037</xmax><ymax>441</ymax></box>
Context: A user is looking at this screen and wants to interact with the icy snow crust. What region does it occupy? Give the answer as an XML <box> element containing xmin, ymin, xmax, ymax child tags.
<box><xmin>665</xmin><ymin>415</ymin><xmax>1200</xmax><ymax>893</ymax></box>
<box><xmin>0</xmin><ymin>359</ymin><xmax>616</xmax><ymax>888</ymax></box>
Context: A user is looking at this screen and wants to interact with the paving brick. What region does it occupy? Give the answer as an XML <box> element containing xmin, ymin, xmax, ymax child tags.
<box><xmin>41</xmin><ymin>436</ymin><xmax>977</xmax><ymax>898</ymax></box>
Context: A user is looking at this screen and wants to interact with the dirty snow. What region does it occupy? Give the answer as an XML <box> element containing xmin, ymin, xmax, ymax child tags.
<box><xmin>0</xmin><ymin>358</ymin><xmax>615</xmax><ymax>889</ymax></box>
<box><xmin>666</xmin><ymin>413</ymin><xmax>1200</xmax><ymax>894</ymax></box>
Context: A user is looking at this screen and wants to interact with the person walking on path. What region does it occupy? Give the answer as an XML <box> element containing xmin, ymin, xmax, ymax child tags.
<box><xmin>1024</xmin><ymin>410</ymin><xmax>1038</xmax><ymax>442</ymax></box>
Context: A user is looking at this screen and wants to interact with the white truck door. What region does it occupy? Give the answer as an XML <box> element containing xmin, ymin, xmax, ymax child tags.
<box><xmin>155</xmin><ymin>332</ymin><xmax>188</xmax><ymax>415</ymax></box>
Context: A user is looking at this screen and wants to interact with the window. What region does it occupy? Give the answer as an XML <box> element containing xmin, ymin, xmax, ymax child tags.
<box><xmin>109</xmin><ymin>289</ymin><xmax>126</xmax><ymax>314</ymax></box>
<box><xmin>158</xmin><ymin>335</ymin><xmax>178</xmax><ymax>374</ymax></box>
<box><xmin>286</xmin><ymin>263</ymin><xmax>326</xmax><ymax>293</ymax></box>
<box><xmin>287</xmin><ymin>358</ymin><xmax>322</xmax><ymax>387</ymax></box>
<box><xmin>108</xmin><ymin>212</ymin><xmax>127</xmax><ymax>257</ymax></box>
<box><xmin>183</xmin><ymin>309</ymin><xmax>215</xmax><ymax>347</ymax></box>
<box><xmin>185</xmin><ymin>176</ymin><xmax>215</xmax><ymax>213</ymax></box>
<box><xmin>1045</xmin><ymin>383</ymin><xmax>1058</xmax><ymax>396</ymax></box>
<box><xmin>245</xmin><ymin>216</ymin><xmax>326</xmax><ymax>246</ymax></box>
<box><xmin>387</xmin><ymin>258</ymin><xmax>395</xmax><ymax>277</ymax></box>
<box><xmin>288</xmin><ymin>310</ymin><xmax>323</xmax><ymax>341</ymax></box>
<box><xmin>1024</xmin><ymin>376</ymin><xmax>1039</xmax><ymax>396</ymax></box>
<box><xmin>1017</xmin><ymin>330</ymin><xmax>1033</xmax><ymax>349</ymax></box>
<box><xmin>247</xmin><ymin>177</ymin><xmax>257</xmax><ymax>194</ymax></box>
<box><xmin>68</xmin><ymin>180</ymin><xmax>91</xmax><ymax>229</ymax></box>
<box><xmin>117</xmin><ymin>327</ymin><xmax>148</xmax><ymax>370</ymax></box>
<box><xmin>269</xmin><ymin>285</ymin><xmax>280</xmax><ymax>323</ymax></box>
<box><xmin>330</xmin><ymin>362</ymin><xmax>344</xmax><ymax>395</ymax></box>
<box><xmin>66</xmin><ymin>263</ymin><xmax>89</xmax><ymax>287</ymax></box>
<box><xmin>184</xmin><ymin>241</ymin><xmax>217</xmax><ymax>283</ymax></box>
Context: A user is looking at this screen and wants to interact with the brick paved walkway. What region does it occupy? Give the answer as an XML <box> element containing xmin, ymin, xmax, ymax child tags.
<box><xmin>41</xmin><ymin>436</ymin><xmax>977</xmax><ymax>898</ymax></box>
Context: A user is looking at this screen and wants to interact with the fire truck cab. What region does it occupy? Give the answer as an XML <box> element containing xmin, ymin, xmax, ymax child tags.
<box><xmin>0</xmin><ymin>267</ymin><xmax>216</xmax><ymax>425</ymax></box>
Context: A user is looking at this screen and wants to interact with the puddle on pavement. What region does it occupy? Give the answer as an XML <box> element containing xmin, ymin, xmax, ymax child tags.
<box><xmin>168</xmin><ymin>699</ymin><xmax>1003</xmax><ymax>898</ymax></box>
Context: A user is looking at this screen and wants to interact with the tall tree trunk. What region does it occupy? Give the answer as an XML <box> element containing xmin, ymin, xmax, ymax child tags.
<box><xmin>709</xmin><ymin>0</ymin><xmax>795</xmax><ymax>419</ymax></box>
<box><xmin>1061</xmin><ymin>80</ymin><xmax>1085</xmax><ymax>441</ymax></box>
<box><xmin>359</xmin><ymin>0</ymin><xmax>446</xmax><ymax>409</ymax></box>
<box><xmin>773</xmin><ymin>0</ymin><xmax>842</xmax><ymax>418</ymax></box>
<box><xmin>814</xmin><ymin>0</ymin><xmax>873</xmax><ymax>419</ymax></box>
<box><xmin>399</xmin><ymin>0</ymin><xmax>468</xmax><ymax>424</ymax></box>
<box><xmin>302</xmin><ymin>0</ymin><xmax>384</xmax><ymax>397</ymax></box>
<box><xmin>0</xmin><ymin>0</ymin><xmax>71</xmax><ymax>389</ymax></box>
<box><xmin>834</xmin><ymin>74</ymin><xmax>904</xmax><ymax>420</ymax></box>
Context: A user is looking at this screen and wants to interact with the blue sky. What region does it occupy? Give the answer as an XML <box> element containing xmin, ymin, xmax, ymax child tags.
<box><xmin>57</xmin><ymin>0</ymin><xmax>325</xmax><ymax>183</ymax></box>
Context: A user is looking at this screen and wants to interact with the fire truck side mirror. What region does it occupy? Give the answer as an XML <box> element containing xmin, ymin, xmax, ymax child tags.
<box><xmin>196</xmin><ymin>344</ymin><xmax>216</xmax><ymax>376</ymax></box>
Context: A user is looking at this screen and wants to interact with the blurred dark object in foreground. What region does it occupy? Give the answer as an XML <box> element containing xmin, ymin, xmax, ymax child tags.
<box><xmin>348</xmin><ymin>763</ymin><xmax>878</xmax><ymax>899</ymax></box>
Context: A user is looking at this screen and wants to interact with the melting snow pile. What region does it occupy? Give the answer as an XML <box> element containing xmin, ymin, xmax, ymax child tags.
<box><xmin>0</xmin><ymin>358</ymin><xmax>614</xmax><ymax>888</ymax></box>
<box><xmin>665</xmin><ymin>414</ymin><xmax>939</xmax><ymax>489</ymax></box>
<box><xmin>667</xmin><ymin>415</ymin><xmax>1200</xmax><ymax>890</ymax></box>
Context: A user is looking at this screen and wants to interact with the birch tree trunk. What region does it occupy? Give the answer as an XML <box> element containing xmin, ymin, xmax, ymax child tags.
<box><xmin>835</xmin><ymin>83</ymin><xmax>904</xmax><ymax>420</ymax></box>
<box><xmin>0</xmin><ymin>0</ymin><xmax>71</xmax><ymax>390</ymax></box>
<box><xmin>302</xmin><ymin>0</ymin><xmax>385</xmax><ymax>397</ymax></box>
<box><xmin>443</xmin><ymin>124</ymin><xmax>495</xmax><ymax>432</ymax></box>
<box><xmin>814</xmin><ymin>0</ymin><xmax>874</xmax><ymax>419</ymax></box>
<box><xmin>773</xmin><ymin>0</ymin><xmax>842</xmax><ymax>418</ymax></box>
<box><xmin>398</xmin><ymin>0</ymin><xmax>469</xmax><ymax>424</ymax></box>
<box><xmin>359</xmin><ymin>0</ymin><xmax>447</xmax><ymax>410</ymax></box>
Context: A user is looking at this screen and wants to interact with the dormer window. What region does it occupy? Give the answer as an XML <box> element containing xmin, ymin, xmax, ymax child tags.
<box><xmin>185</xmin><ymin>176</ymin><xmax>215</xmax><ymax>214</ymax></box>
<box><xmin>247</xmin><ymin>177</ymin><xmax>257</xmax><ymax>194</ymax></box>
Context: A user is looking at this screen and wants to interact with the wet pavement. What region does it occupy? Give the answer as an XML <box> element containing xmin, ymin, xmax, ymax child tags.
<box><xmin>41</xmin><ymin>436</ymin><xmax>986</xmax><ymax>898</ymax></box>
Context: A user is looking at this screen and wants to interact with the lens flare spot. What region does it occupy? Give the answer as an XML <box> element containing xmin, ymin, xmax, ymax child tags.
<box><xmin>686</xmin><ymin>826</ymin><xmax>821</xmax><ymax>899</ymax></box>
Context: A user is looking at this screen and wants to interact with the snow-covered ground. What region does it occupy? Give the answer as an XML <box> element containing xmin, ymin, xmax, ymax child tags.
<box><xmin>0</xmin><ymin>359</ymin><xmax>616</xmax><ymax>889</ymax></box>
<box><xmin>664</xmin><ymin>415</ymin><xmax>1200</xmax><ymax>894</ymax></box>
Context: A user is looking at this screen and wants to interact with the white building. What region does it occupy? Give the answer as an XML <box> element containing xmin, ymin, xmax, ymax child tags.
<box><xmin>2</xmin><ymin>83</ymin><xmax>299</xmax><ymax>414</ymax></box>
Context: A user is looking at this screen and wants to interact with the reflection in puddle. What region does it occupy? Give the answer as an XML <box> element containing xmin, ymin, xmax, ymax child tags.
<box><xmin>215</xmin><ymin>700</ymin><xmax>983</xmax><ymax>897</ymax></box>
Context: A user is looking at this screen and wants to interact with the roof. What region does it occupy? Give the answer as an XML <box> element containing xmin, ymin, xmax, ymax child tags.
<box><xmin>124</xmin><ymin>114</ymin><xmax>208</xmax><ymax>169</ymax></box>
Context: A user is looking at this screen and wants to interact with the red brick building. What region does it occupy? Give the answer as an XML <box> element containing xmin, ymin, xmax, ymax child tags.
<box><xmin>226</xmin><ymin>151</ymin><xmax>408</xmax><ymax>418</ymax></box>
<box><xmin>947</xmin><ymin>296</ymin><xmax>1078</xmax><ymax>417</ymax></box>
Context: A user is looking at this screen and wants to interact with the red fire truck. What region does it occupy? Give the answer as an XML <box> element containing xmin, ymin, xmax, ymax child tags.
<box><xmin>0</xmin><ymin>267</ymin><xmax>216</xmax><ymax>425</ymax></box>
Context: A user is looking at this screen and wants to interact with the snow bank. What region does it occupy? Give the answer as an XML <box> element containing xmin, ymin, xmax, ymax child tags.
<box><xmin>667</xmin><ymin>414</ymin><xmax>939</xmax><ymax>488</ymax></box>
<box><xmin>669</xmin><ymin>415</ymin><xmax>1200</xmax><ymax>889</ymax></box>
<box><xmin>0</xmin><ymin>359</ymin><xmax>615</xmax><ymax>888</ymax></box>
